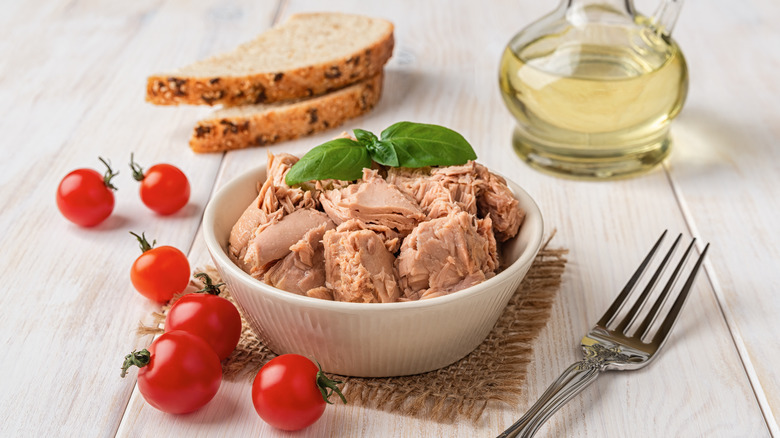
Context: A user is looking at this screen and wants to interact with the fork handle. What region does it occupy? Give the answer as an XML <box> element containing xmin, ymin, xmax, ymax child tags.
<box><xmin>497</xmin><ymin>360</ymin><xmax>602</xmax><ymax>438</ymax></box>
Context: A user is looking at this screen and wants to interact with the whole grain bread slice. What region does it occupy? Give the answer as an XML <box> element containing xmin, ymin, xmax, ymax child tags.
<box><xmin>190</xmin><ymin>73</ymin><xmax>383</xmax><ymax>153</ymax></box>
<box><xmin>147</xmin><ymin>12</ymin><xmax>394</xmax><ymax>106</ymax></box>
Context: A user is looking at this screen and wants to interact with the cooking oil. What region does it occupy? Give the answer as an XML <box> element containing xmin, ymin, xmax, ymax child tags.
<box><xmin>499</xmin><ymin>24</ymin><xmax>688</xmax><ymax>179</ymax></box>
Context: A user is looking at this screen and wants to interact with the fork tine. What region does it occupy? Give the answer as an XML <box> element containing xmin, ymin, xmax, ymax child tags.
<box><xmin>597</xmin><ymin>230</ymin><xmax>668</xmax><ymax>328</ymax></box>
<box><xmin>645</xmin><ymin>243</ymin><xmax>709</xmax><ymax>345</ymax></box>
<box><xmin>634</xmin><ymin>238</ymin><xmax>696</xmax><ymax>339</ymax></box>
<box><xmin>614</xmin><ymin>233</ymin><xmax>682</xmax><ymax>334</ymax></box>
<box><xmin>650</xmin><ymin>243</ymin><xmax>709</xmax><ymax>345</ymax></box>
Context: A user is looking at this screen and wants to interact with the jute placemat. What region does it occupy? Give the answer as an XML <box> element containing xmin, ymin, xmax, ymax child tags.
<box><xmin>138</xmin><ymin>235</ymin><xmax>567</xmax><ymax>423</ymax></box>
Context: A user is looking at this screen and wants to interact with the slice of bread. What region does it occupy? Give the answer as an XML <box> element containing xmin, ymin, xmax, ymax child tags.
<box><xmin>147</xmin><ymin>12</ymin><xmax>394</xmax><ymax>106</ymax></box>
<box><xmin>190</xmin><ymin>72</ymin><xmax>383</xmax><ymax>153</ymax></box>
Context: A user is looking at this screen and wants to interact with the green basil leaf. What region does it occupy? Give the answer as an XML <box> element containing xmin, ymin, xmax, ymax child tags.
<box><xmin>353</xmin><ymin>128</ymin><xmax>378</xmax><ymax>147</ymax></box>
<box><xmin>367</xmin><ymin>140</ymin><xmax>400</xmax><ymax>167</ymax></box>
<box><xmin>284</xmin><ymin>138</ymin><xmax>371</xmax><ymax>186</ymax></box>
<box><xmin>380</xmin><ymin>121</ymin><xmax>477</xmax><ymax>168</ymax></box>
<box><xmin>354</xmin><ymin>128</ymin><xmax>400</xmax><ymax>167</ymax></box>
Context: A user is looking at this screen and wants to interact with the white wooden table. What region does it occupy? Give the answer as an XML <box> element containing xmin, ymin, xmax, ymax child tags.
<box><xmin>1</xmin><ymin>0</ymin><xmax>778</xmax><ymax>436</ymax></box>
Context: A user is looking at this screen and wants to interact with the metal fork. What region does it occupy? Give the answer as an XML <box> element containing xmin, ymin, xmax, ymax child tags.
<box><xmin>498</xmin><ymin>231</ymin><xmax>710</xmax><ymax>438</ymax></box>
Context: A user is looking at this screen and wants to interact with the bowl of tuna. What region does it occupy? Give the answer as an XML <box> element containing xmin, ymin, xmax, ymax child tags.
<box><xmin>203</xmin><ymin>152</ymin><xmax>543</xmax><ymax>377</ymax></box>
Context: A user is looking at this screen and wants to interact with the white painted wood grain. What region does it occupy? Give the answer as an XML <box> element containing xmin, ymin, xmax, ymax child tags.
<box><xmin>0</xmin><ymin>0</ymin><xmax>277</xmax><ymax>436</ymax></box>
<box><xmin>116</xmin><ymin>0</ymin><xmax>771</xmax><ymax>436</ymax></box>
<box><xmin>661</xmin><ymin>0</ymin><xmax>780</xmax><ymax>434</ymax></box>
<box><xmin>1</xmin><ymin>0</ymin><xmax>776</xmax><ymax>436</ymax></box>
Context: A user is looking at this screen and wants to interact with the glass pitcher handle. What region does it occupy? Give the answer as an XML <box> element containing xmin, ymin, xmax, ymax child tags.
<box><xmin>653</xmin><ymin>0</ymin><xmax>684</xmax><ymax>35</ymax></box>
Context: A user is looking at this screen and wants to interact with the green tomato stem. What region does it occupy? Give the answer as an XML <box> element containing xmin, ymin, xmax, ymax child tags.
<box><xmin>98</xmin><ymin>156</ymin><xmax>119</xmax><ymax>191</ymax></box>
<box><xmin>120</xmin><ymin>349</ymin><xmax>151</xmax><ymax>378</ymax></box>
<box><xmin>129</xmin><ymin>231</ymin><xmax>156</xmax><ymax>253</ymax></box>
<box><xmin>129</xmin><ymin>153</ymin><xmax>146</xmax><ymax>182</ymax></box>
<box><xmin>194</xmin><ymin>272</ymin><xmax>225</xmax><ymax>296</ymax></box>
<box><xmin>315</xmin><ymin>361</ymin><xmax>347</xmax><ymax>405</ymax></box>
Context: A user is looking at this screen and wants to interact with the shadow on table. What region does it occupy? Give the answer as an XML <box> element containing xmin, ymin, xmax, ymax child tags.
<box><xmin>85</xmin><ymin>213</ymin><xmax>132</xmax><ymax>232</ymax></box>
<box><xmin>669</xmin><ymin>105</ymin><xmax>768</xmax><ymax>180</ymax></box>
<box><xmin>181</xmin><ymin>385</ymin><xmax>242</xmax><ymax>426</ymax></box>
<box><xmin>160</xmin><ymin>202</ymin><xmax>200</xmax><ymax>219</ymax></box>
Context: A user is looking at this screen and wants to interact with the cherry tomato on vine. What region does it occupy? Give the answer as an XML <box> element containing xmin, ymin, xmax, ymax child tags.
<box><xmin>251</xmin><ymin>354</ymin><xmax>346</xmax><ymax>431</ymax></box>
<box><xmin>56</xmin><ymin>157</ymin><xmax>118</xmax><ymax>227</ymax></box>
<box><xmin>130</xmin><ymin>153</ymin><xmax>190</xmax><ymax>215</ymax></box>
<box><xmin>129</xmin><ymin>231</ymin><xmax>190</xmax><ymax>302</ymax></box>
<box><xmin>164</xmin><ymin>273</ymin><xmax>242</xmax><ymax>360</ymax></box>
<box><xmin>121</xmin><ymin>330</ymin><xmax>222</xmax><ymax>414</ymax></box>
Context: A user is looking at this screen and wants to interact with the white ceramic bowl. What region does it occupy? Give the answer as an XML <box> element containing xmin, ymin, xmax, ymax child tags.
<box><xmin>203</xmin><ymin>165</ymin><xmax>544</xmax><ymax>377</ymax></box>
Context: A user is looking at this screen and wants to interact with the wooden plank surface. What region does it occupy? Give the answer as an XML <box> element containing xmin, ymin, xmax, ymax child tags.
<box><xmin>0</xmin><ymin>0</ymin><xmax>278</xmax><ymax>436</ymax></box>
<box><xmin>117</xmin><ymin>0</ymin><xmax>770</xmax><ymax>436</ymax></box>
<box><xmin>662</xmin><ymin>0</ymin><xmax>780</xmax><ymax>434</ymax></box>
<box><xmin>0</xmin><ymin>0</ymin><xmax>776</xmax><ymax>436</ymax></box>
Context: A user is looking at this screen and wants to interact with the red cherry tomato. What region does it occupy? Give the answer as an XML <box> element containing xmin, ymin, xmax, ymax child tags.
<box><xmin>251</xmin><ymin>354</ymin><xmax>346</xmax><ymax>431</ymax></box>
<box><xmin>165</xmin><ymin>273</ymin><xmax>242</xmax><ymax>360</ymax></box>
<box><xmin>130</xmin><ymin>153</ymin><xmax>190</xmax><ymax>215</ymax></box>
<box><xmin>121</xmin><ymin>330</ymin><xmax>222</xmax><ymax>414</ymax></box>
<box><xmin>129</xmin><ymin>232</ymin><xmax>190</xmax><ymax>302</ymax></box>
<box><xmin>56</xmin><ymin>157</ymin><xmax>118</xmax><ymax>227</ymax></box>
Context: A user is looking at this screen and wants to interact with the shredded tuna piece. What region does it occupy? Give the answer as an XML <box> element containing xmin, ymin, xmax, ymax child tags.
<box><xmin>258</xmin><ymin>152</ymin><xmax>318</xmax><ymax>215</ymax></box>
<box><xmin>474</xmin><ymin>163</ymin><xmax>525</xmax><ymax>241</ymax></box>
<box><xmin>264</xmin><ymin>220</ymin><xmax>335</xmax><ymax>295</ymax></box>
<box><xmin>323</xmin><ymin>224</ymin><xmax>401</xmax><ymax>303</ymax></box>
<box><xmin>228</xmin><ymin>194</ymin><xmax>283</xmax><ymax>272</ymax></box>
<box><xmin>384</xmin><ymin>167</ymin><xmax>429</xmax><ymax>199</ymax></box>
<box><xmin>330</xmin><ymin>219</ymin><xmax>401</xmax><ymax>253</ymax></box>
<box><xmin>388</xmin><ymin>162</ymin><xmax>524</xmax><ymax>238</ymax></box>
<box><xmin>306</xmin><ymin>287</ymin><xmax>334</xmax><ymax>300</ymax></box>
<box><xmin>387</xmin><ymin>167</ymin><xmax>455</xmax><ymax>219</ymax></box>
<box><xmin>244</xmin><ymin>209</ymin><xmax>333</xmax><ymax>277</ymax></box>
<box><xmin>229</xmin><ymin>152</ymin><xmax>323</xmax><ymax>269</ymax></box>
<box><xmin>396</xmin><ymin>211</ymin><xmax>497</xmax><ymax>299</ymax></box>
<box><xmin>320</xmin><ymin>168</ymin><xmax>424</xmax><ymax>235</ymax></box>
<box><xmin>228</xmin><ymin>193</ymin><xmax>266</xmax><ymax>263</ymax></box>
<box><xmin>429</xmin><ymin>162</ymin><xmax>479</xmax><ymax>214</ymax></box>
<box><xmin>386</xmin><ymin>163</ymin><xmax>479</xmax><ymax>219</ymax></box>
<box><xmin>301</xmin><ymin>178</ymin><xmax>352</xmax><ymax>192</ymax></box>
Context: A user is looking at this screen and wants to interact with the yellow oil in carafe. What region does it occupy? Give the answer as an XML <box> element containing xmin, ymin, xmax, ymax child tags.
<box><xmin>499</xmin><ymin>26</ymin><xmax>688</xmax><ymax>179</ymax></box>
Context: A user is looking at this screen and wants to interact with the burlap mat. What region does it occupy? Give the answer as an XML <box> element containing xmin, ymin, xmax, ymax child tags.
<box><xmin>138</xmin><ymin>235</ymin><xmax>567</xmax><ymax>423</ymax></box>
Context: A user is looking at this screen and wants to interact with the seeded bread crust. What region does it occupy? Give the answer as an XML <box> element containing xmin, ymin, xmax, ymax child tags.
<box><xmin>147</xmin><ymin>13</ymin><xmax>394</xmax><ymax>106</ymax></box>
<box><xmin>190</xmin><ymin>73</ymin><xmax>383</xmax><ymax>153</ymax></box>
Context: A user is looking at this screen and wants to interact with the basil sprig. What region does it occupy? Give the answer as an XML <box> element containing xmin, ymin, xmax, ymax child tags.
<box><xmin>284</xmin><ymin>138</ymin><xmax>371</xmax><ymax>184</ymax></box>
<box><xmin>285</xmin><ymin>122</ymin><xmax>477</xmax><ymax>186</ymax></box>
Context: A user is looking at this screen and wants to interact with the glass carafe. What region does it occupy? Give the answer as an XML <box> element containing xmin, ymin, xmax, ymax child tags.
<box><xmin>499</xmin><ymin>0</ymin><xmax>688</xmax><ymax>179</ymax></box>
